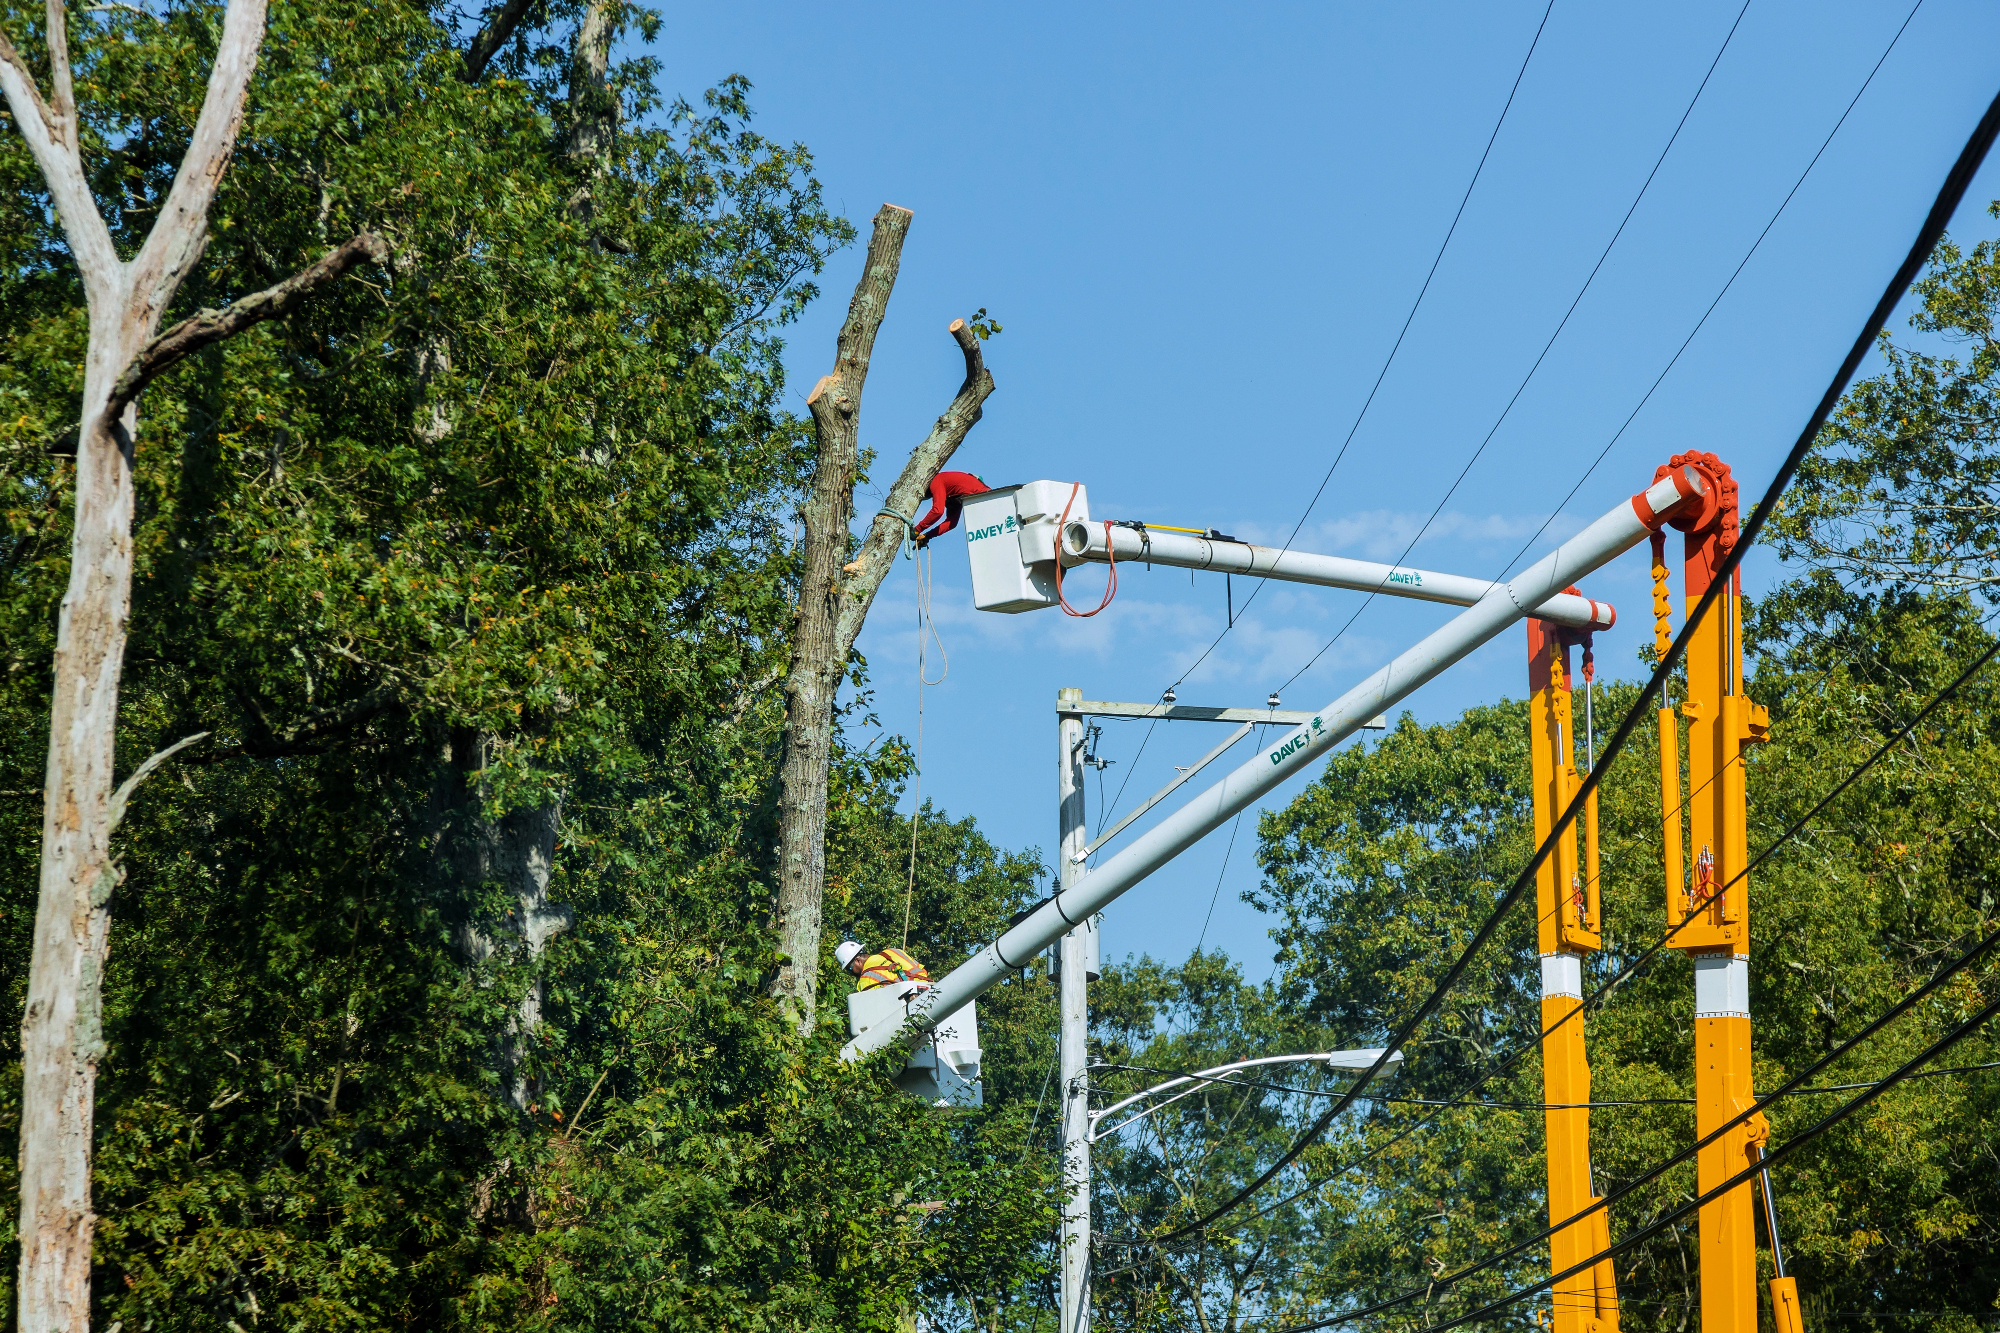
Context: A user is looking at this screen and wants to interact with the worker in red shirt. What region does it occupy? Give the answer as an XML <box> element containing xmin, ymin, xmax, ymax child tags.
<box><xmin>912</xmin><ymin>470</ymin><xmax>990</xmax><ymax>546</ymax></box>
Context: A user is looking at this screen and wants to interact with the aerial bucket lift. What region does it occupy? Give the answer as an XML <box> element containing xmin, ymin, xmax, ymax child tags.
<box><xmin>861</xmin><ymin>463</ymin><xmax>1710</xmax><ymax>1333</ymax></box>
<box><xmin>1527</xmin><ymin>614</ymin><xmax>1619</xmax><ymax>1333</ymax></box>
<box><xmin>846</xmin><ymin>981</ymin><xmax>984</xmax><ymax>1108</ymax></box>
<box><xmin>1649</xmin><ymin>451</ymin><xmax>1802</xmax><ymax>1333</ymax></box>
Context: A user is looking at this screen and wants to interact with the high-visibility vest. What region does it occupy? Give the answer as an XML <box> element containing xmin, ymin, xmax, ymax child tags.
<box><xmin>856</xmin><ymin>947</ymin><xmax>930</xmax><ymax>991</ymax></box>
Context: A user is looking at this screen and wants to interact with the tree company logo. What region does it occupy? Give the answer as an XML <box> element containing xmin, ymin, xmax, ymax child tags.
<box><xmin>1386</xmin><ymin>569</ymin><xmax>1423</xmax><ymax>588</ymax></box>
<box><xmin>1269</xmin><ymin>715</ymin><xmax>1326</xmax><ymax>765</ymax></box>
<box><xmin>968</xmin><ymin>514</ymin><xmax>1019</xmax><ymax>543</ymax></box>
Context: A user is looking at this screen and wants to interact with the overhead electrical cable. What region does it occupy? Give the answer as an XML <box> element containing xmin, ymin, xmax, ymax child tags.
<box><xmin>1097</xmin><ymin>619</ymin><xmax>2000</xmax><ymax>1258</ymax></box>
<box><xmin>1491</xmin><ymin>0</ymin><xmax>1925</xmax><ymax>583</ymax></box>
<box><xmin>1142</xmin><ymin>73</ymin><xmax>2000</xmax><ymax>1247</ymax></box>
<box><xmin>1276</xmin><ymin>0</ymin><xmax>1753</xmax><ymax>696</ymax></box>
<box><xmin>1274</xmin><ymin>987</ymin><xmax>2000</xmax><ymax>1333</ymax></box>
<box><xmin>1178</xmin><ymin>625</ymin><xmax>2000</xmax><ymax>1241</ymax></box>
<box><xmin>1151</xmin><ymin>618</ymin><xmax>1993</xmax><ymax>1242</ymax></box>
<box><xmin>1092</xmin><ymin>1057</ymin><xmax>2000</xmax><ymax>1112</ymax></box>
<box><xmin>1163</xmin><ymin>0</ymin><xmax>1556</xmax><ymax>696</ymax></box>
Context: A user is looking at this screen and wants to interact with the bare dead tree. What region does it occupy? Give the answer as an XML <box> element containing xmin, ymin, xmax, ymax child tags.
<box><xmin>769</xmin><ymin>204</ymin><xmax>996</xmax><ymax>1034</ymax></box>
<box><xmin>0</xmin><ymin>4</ymin><xmax>386</xmax><ymax>1327</ymax></box>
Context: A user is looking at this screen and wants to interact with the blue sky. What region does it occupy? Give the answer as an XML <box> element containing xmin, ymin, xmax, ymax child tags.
<box><xmin>652</xmin><ymin>2</ymin><xmax>2000</xmax><ymax>978</ymax></box>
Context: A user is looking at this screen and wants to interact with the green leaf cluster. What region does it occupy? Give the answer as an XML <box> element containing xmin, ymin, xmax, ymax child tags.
<box><xmin>0</xmin><ymin>2</ymin><xmax>1059</xmax><ymax>1328</ymax></box>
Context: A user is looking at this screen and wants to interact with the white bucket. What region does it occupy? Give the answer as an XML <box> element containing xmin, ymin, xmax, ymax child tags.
<box><xmin>963</xmin><ymin>481</ymin><xmax>1089</xmax><ymax>613</ymax></box>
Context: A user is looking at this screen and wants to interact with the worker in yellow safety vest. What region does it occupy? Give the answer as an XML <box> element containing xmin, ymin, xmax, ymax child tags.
<box><xmin>835</xmin><ymin>939</ymin><xmax>930</xmax><ymax>991</ymax></box>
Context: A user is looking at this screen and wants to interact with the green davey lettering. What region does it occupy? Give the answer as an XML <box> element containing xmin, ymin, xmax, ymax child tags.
<box><xmin>967</xmin><ymin>514</ymin><xmax>1020</xmax><ymax>543</ymax></box>
<box><xmin>1268</xmin><ymin>716</ymin><xmax>1328</xmax><ymax>766</ymax></box>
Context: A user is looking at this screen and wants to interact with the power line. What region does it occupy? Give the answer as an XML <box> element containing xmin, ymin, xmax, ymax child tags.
<box><xmin>1490</xmin><ymin>0</ymin><xmax>1925</xmax><ymax>583</ymax></box>
<box><xmin>1142</xmin><ymin>70</ymin><xmax>2000</xmax><ymax>1247</ymax></box>
<box><xmin>1276</xmin><ymin>0</ymin><xmax>1754</xmax><ymax>695</ymax></box>
<box><xmin>1096</xmin><ymin>613</ymin><xmax>2000</xmax><ymax>1260</ymax></box>
<box><xmin>1092</xmin><ymin>1058</ymin><xmax>2000</xmax><ymax>1112</ymax></box>
<box><xmin>1381</xmin><ymin>992</ymin><xmax>2000</xmax><ymax>1333</ymax></box>
<box><xmin>1164</xmin><ymin>0</ymin><xmax>1555</xmax><ymax>696</ymax></box>
<box><xmin>1259</xmin><ymin>954</ymin><xmax>2000</xmax><ymax>1332</ymax></box>
<box><xmin>1213</xmin><ymin>622</ymin><xmax>2000</xmax><ymax>1239</ymax></box>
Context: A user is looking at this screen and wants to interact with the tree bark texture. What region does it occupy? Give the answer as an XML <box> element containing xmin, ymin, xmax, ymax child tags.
<box><xmin>0</xmin><ymin>4</ymin><xmax>268</xmax><ymax>1328</ymax></box>
<box><xmin>769</xmin><ymin>204</ymin><xmax>996</xmax><ymax>1034</ymax></box>
<box><xmin>460</xmin><ymin>0</ymin><xmax>537</xmax><ymax>82</ymax></box>
<box><xmin>436</xmin><ymin>731</ymin><xmax>572</xmax><ymax>1111</ymax></box>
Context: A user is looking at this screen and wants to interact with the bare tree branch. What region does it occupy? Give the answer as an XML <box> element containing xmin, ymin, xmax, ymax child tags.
<box><xmin>106</xmin><ymin>730</ymin><xmax>209</xmax><ymax>833</ymax></box>
<box><xmin>461</xmin><ymin>0</ymin><xmax>536</xmax><ymax>82</ymax></box>
<box><xmin>106</xmin><ymin>230</ymin><xmax>387</xmax><ymax>422</ymax></box>
<box><xmin>0</xmin><ymin>25</ymin><xmax>57</xmax><ymax>140</ymax></box>
<box><xmin>833</xmin><ymin>316</ymin><xmax>994</xmax><ymax>651</ymax></box>
<box><xmin>5</xmin><ymin>4</ymin><xmax>270</xmax><ymax>1328</ymax></box>
<box><xmin>127</xmin><ymin>0</ymin><xmax>266</xmax><ymax>324</ymax></box>
<box><xmin>43</xmin><ymin>1</ymin><xmax>76</xmax><ymax>153</ymax></box>
<box><xmin>0</xmin><ymin>12</ymin><xmax>115</xmax><ymax>278</ymax></box>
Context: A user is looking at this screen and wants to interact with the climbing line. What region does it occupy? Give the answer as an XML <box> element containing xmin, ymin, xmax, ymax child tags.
<box><xmin>903</xmin><ymin>544</ymin><xmax>948</xmax><ymax>949</ymax></box>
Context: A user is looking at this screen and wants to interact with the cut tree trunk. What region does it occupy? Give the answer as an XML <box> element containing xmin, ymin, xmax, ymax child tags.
<box><xmin>769</xmin><ymin>204</ymin><xmax>996</xmax><ymax>1034</ymax></box>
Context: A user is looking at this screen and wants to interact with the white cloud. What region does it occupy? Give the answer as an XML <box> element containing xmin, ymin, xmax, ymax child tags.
<box><xmin>1225</xmin><ymin>508</ymin><xmax>1588</xmax><ymax>565</ymax></box>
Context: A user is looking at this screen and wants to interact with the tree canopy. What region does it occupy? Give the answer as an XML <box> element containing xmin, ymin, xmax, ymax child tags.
<box><xmin>4</xmin><ymin>3</ymin><xmax>2000</xmax><ymax>1330</ymax></box>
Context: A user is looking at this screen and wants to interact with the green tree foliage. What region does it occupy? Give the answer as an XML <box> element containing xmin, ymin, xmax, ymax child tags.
<box><xmin>1777</xmin><ymin>202</ymin><xmax>2000</xmax><ymax>599</ymax></box>
<box><xmin>0</xmin><ymin>2</ymin><xmax>1055</xmax><ymax>1327</ymax></box>
<box><xmin>1088</xmin><ymin>951</ymin><xmax>1329</xmax><ymax>1333</ymax></box>
<box><xmin>1079</xmin><ymin>221</ymin><xmax>2000</xmax><ymax>1327</ymax></box>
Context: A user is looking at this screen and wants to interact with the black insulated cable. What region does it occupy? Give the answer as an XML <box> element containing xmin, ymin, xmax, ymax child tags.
<box><xmin>1323</xmin><ymin>993</ymin><xmax>2000</xmax><ymax>1333</ymax></box>
<box><xmin>1145</xmin><ymin>74</ymin><xmax>2000</xmax><ymax>1247</ymax></box>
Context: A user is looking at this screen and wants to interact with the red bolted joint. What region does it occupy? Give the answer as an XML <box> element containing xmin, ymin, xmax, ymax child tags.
<box><xmin>1654</xmin><ymin>451</ymin><xmax>1739</xmax><ymax>599</ymax></box>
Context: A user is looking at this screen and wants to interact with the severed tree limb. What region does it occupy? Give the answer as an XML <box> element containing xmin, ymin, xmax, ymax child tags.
<box><xmin>832</xmin><ymin>317</ymin><xmax>993</xmax><ymax>651</ymax></box>
<box><xmin>105</xmin><ymin>731</ymin><xmax>209</xmax><ymax>833</ymax></box>
<box><xmin>768</xmin><ymin>204</ymin><xmax>998</xmax><ymax>1035</ymax></box>
<box><xmin>105</xmin><ymin>230</ymin><xmax>387</xmax><ymax>423</ymax></box>
<box><xmin>461</xmin><ymin>0</ymin><xmax>537</xmax><ymax>82</ymax></box>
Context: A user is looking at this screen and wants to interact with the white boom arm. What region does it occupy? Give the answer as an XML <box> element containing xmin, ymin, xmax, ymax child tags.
<box><xmin>1062</xmin><ymin>522</ymin><xmax>1616</xmax><ymax>630</ymax></box>
<box><xmin>842</xmin><ymin>466</ymin><xmax>1705</xmax><ymax>1062</ymax></box>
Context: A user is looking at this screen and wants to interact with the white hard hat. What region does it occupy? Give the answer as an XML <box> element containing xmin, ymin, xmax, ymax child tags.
<box><xmin>835</xmin><ymin>940</ymin><xmax>865</xmax><ymax>969</ymax></box>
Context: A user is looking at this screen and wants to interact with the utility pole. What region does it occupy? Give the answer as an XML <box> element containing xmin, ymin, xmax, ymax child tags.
<box><xmin>1056</xmin><ymin>687</ymin><xmax>1092</xmax><ymax>1333</ymax></box>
